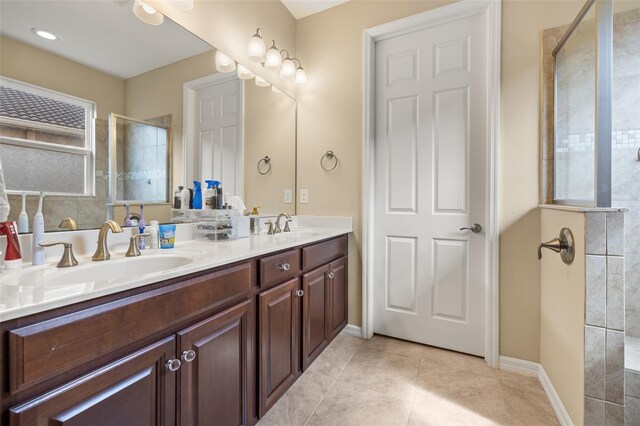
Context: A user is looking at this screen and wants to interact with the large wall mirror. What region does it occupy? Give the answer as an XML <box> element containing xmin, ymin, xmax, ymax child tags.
<box><xmin>0</xmin><ymin>0</ymin><xmax>296</xmax><ymax>232</ymax></box>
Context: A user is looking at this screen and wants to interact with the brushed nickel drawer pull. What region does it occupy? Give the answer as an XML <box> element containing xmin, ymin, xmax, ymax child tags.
<box><xmin>295</xmin><ymin>290</ymin><xmax>304</xmax><ymax>297</ymax></box>
<box><xmin>328</xmin><ymin>272</ymin><xmax>335</xmax><ymax>279</ymax></box>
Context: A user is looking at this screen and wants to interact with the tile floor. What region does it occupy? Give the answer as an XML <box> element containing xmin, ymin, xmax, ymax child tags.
<box><xmin>257</xmin><ymin>334</ymin><xmax>559</xmax><ymax>426</ymax></box>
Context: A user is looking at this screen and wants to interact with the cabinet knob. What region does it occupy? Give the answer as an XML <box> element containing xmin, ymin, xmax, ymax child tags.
<box><xmin>278</xmin><ymin>263</ymin><xmax>291</xmax><ymax>271</ymax></box>
<box><xmin>166</xmin><ymin>358</ymin><xmax>182</xmax><ymax>372</ymax></box>
<box><xmin>295</xmin><ymin>289</ymin><xmax>304</xmax><ymax>297</ymax></box>
<box><xmin>181</xmin><ymin>349</ymin><xmax>197</xmax><ymax>363</ymax></box>
<box><xmin>328</xmin><ymin>272</ymin><xmax>335</xmax><ymax>279</ymax></box>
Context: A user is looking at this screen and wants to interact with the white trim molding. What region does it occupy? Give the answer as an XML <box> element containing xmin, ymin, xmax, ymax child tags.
<box><xmin>499</xmin><ymin>356</ymin><xmax>574</xmax><ymax>426</ymax></box>
<box><xmin>340</xmin><ymin>324</ymin><xmax>363</xmax><ymax>338</ymax></box>
<box><xmin>361</xmin><ymin>0</ymin><xmax>501</xmax><ymax>367</ymax></box>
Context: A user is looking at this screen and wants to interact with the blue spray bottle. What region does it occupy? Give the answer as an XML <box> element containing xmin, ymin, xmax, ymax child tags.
<box><xmin>193</xmin><ymin>181</ymin><xmax>203</xmax><ymax>209</ymax></box>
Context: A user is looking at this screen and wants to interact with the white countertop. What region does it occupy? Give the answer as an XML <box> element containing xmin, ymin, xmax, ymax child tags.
<box><xmin>0</xmin><ymin>226</ymin><xmax>351</xmax><ymax>322</ymax></box>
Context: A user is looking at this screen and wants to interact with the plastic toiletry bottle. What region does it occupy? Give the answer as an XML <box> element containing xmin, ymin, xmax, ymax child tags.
<box><xmin>174</xmin><ymin>186</ymin><xmax>184</xmax><ymax>209</ymax></box>
<box><xmin>0</xmin><ymin>221</ymin><xmax>22</xmax><ymax>269</ymax></box>
<box><xmin>180</xmin><ymin>186</ymin><xmax>190</xmax><ymax>210</ymax></box>
<box><xmin>124</xmin><ymin>204</ymin><xmax>132</xmax><ymax>226</ymax></box>
<box><xmin>32</xmin><ymin>192</ymin><xmax>45</xmax><ymax>265</ymax></box>
<box><xmin>148</xmin><ymin>220</ymin><xmax>159</xmax><ymax>249</ymax></box>
<box><xmin>204</xmin><ymin>180</ymin><xmax>216</xmax><ymax>209</ymax></box>
<box><xmin>17</xmin><ymin>192</ymin><xmax>28</xmax><ymax>233</ymax></box>
<box><xmin>138</xmin><ymin>205</ymin><xmax>146</xmax><ymax>250</ymax></box>
<box><xmin>193</xmin><ymin>181</ymin><xmax>203</xmax><ymax>209</ymax></box>
<box><xmin>214</xmin><ymin>181</ymin><xmax>223</xmax><ymax>209</ymax></box>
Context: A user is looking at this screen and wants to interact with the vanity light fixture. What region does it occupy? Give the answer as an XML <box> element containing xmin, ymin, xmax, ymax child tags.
<box><xmin>255</xmin><ymin>76</ymin><xmax>270</xmax><ymax>87</ymax></box>
<box><xmin>173</xmin><ymin>0</ymin><xmax>194</xmax><ymax>11</ymax></box>
<box><xmin>31</xmin><ymin>28</ymin><xmax>59</xmax><ymax>41</ymax></box>
<box><xmin>247</xmin><ymin>28</ymin><xmax>267</xmax><ymax>62</ymax></box>
<box><xmin>294</xmin><ymin>59</ymin><xmax>308</xmax><ymax>86</ymax></box>
<box><xmin>271</xmin><ymin>86</ymin><xmax>283</xmax><ymax>94</ymax></box>
<box><xmin>215</xmin><ymin>50</ymin><xmax>236</xmax><ymax>72</ymax></box>
<box><xmin>133</xmin><ymin>0</ymin><xmax>164</xmax><ymax>25</ymax></box>
<box><xmin>237</xmin><ymin>64</ymin><xmax>255</xmax><ymax>80</ymax></box>
<box><xmin>264</xmin><ymin>40</ymin><xmax>282</xmax><ymax>70</ymax></box>
<box><xmin>280</xmin><ymin>51</ymin><xmax>296</xmax><ymax>81</ymax></box>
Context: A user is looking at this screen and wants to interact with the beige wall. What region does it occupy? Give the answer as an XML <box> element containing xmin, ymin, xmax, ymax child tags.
<box><xmin>0</xmin><ymin>35</ymin><xmax>125</xmax><ymax>120</ymax></box>
<box><xmin>243</xmin><ymin>82</ymin><xmax>296</xmax><ymax>216</ymax></box>
<box><xmin>295</xmin><ymin>0</ymin><xmax>585</xmax><ymax>360</ymax></box>
<box><xmin>150</xmin><ymin>0</ymin><xmax>297</xmax><ymax>96</ymax></box>
<box><xmin>540</xmin><ymin>208</ymin><xmax>585</xmax><ymax>424</ymax></box>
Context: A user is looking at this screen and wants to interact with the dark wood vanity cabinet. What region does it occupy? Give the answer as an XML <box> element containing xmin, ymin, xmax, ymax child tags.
<box><xmin>257</xmin><ymin>278</ymin><xmax>300</xmax><ymax>417</ymax></box>
<box><xmin>9</xmin><ymin>336</ymin><xmax>177</xmax><ymax>426</ymax></box>
<box><xmin>1</xmin><ymin>234</ymin><xmax>348</xmax><ymax>426</ymax></box>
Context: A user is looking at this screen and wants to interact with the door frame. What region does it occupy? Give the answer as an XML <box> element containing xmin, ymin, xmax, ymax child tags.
<box><xmin>182</xmin><ymin>72</ymin><xmax>244</xmax><ymax>195</ymax></box>
<box><xmin>361</xmin><ymin>0</ymin><xmax>501</xmax><ymax>367</ymax></box>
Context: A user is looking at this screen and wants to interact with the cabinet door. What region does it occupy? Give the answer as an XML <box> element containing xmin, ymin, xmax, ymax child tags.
<box><xmin>329</xmin><ymin>257</ymin><xmax>348</xmax><ymax>339</ymax></box>
<box><xmin>258</xmin><ymin>278</ymin><xmax>300</xmax><ymax>417</ymax></box>
<box><xmin>9</xmin><ymin>337</ymin><xmax>177</xmax><ymax>426</ymax></box>
<box><xmin>302</xmin><ymin>265</ymin><xmax>330</xmax><ymax>370</ymax></box>
<box><xmin>178</xmin><ymin>300</ymin><xmax>252</xmax><ymax>426</ymax></box>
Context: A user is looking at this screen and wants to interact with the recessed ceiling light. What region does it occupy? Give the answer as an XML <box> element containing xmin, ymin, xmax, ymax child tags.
<box><xmin>31</xmin><ymin>28</ymin><xmax>59</xmax><ymax>41</ymax></box>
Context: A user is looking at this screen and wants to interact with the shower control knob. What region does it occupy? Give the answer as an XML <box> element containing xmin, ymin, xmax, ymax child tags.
<box><xmin>460</xmin><ymin>224</ymin><xmax>482</xmax><ymax>233</ymax></box>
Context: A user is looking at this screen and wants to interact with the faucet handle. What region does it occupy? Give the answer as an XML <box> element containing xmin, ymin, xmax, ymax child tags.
<box><xmin>39</xmin><ymin>242</ymin><xmax>78</xmax><ymax>267</ymax></box>
<box><xmin>126</xmin><ymin>233</ymin><xmax>151</xmax><ymax>257</ymax></box>
<box><xmin>284</xmin><ymin>219</ymin><xmax>292</xmax><ymax>232</ymax></box>
<box><xmin>266</xmin><ymin>221</ymin><xmax>275</xmax><ymax>235</ymax></box>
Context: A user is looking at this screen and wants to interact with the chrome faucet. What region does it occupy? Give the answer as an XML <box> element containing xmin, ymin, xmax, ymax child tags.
<box><xmin>274</xmin><ymin>213</ymin><xmax>292</xmax><ymax>233</ymax></box>
<box><xmin>92</xmin><ymin>220</ymin><xmax>123</xmax><ymax>261</ymax></box>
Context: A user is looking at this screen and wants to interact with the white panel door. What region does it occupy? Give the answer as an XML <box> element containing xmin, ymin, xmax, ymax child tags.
<box><xmin>373</xmin><ymin>13</ymin><xmax>488</xmax><ymax>356</ymax></box>
<box><xmin>196</xmin><ymin>77</ymin><xmax>242</xmax><ymax>196</ymax></box>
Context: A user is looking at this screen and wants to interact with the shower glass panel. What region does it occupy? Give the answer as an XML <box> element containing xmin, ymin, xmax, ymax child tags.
<box><xmin>554</xmin><ymin>3</ymin><xmax>597</xmax><ymax>204</ymax></box>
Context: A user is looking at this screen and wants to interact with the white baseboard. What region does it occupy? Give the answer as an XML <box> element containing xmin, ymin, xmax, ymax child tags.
<box><xmin>341</xmin><ymin>324</ymin><xmax>363</xmax><ymax>338</ymax></box>
<box><xmin>499</xmin><ymin>356</ymin><xmax>573</xmax><ymax>426</ymax></box>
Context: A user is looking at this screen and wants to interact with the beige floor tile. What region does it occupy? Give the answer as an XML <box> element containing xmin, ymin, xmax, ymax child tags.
<box><xmin>305</xmin><ymin>334</ymin><xmax>362</xmax><ymax>379</ymax></box>
<box><xmin>360</xmin><ymin>334</ymin><xmax>426</xmax><ymax>360</ymax></box>
<box><xmin>260</xmin><ymin>369</ymin><xmax>337</xmax><ymax>426</ymax></box>
<box><xmin>255</xmin><ymin>418</ymin><xmax>281</xmax><ymax>426</ymax></box>
<box><xmin>497</xmin><ymin>371</ymin><xmax>559</xmax><ymax>426</ymax></box>
<box><xmin>335</xmin><ymin>346</ymin><xmax>421</xmax><ymax>400</ymax></box>
<box><xmin>421</xmin><ymin>346</ymin><xmax>495</xmax><ymax>378</ymax></box>
<box><xmin>307</xmin><ymin>379</ymin><xmax>412</xmax><ymax>426</ymax></box>
<box><xmin>409</xmin><ymin>395</ymin><xmax>511</xmax><ymax>426</ymax></box>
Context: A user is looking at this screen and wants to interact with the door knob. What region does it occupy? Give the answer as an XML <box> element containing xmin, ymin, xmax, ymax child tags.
<box><xmin>460</xmin><ymin>224</ymin><xmax>482</xmax><ymax>233</ymax></box>
<box><xmin>166</xmin><ymin>358</ymin><xmax>182</xmax><ymax>372</ymax></box>
<box><xmin>538</xmin><ymin>227</ymin><xmax>575</xmax><ymax>265</ymax></box>
<box><xmin>181</xmin><ymin>350</ymin><xmax>197</xmax><ymax>363</ymax></box>
<box><xmin>295</xmin><ymin>290</ymin><xmax>304</xmax><ymax>297</ymax></box>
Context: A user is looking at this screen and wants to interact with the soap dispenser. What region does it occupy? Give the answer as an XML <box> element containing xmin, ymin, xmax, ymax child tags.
<box><xmin>204</xmin><ymin>180</ymin><xmax>216</xmax><ymax>209</ymax></box>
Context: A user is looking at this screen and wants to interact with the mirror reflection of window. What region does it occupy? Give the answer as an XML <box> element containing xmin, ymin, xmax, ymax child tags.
<box><xmin>0</xmin><ymin>77</ymin><xmax>95</xmax><ymax>196</ymax></box>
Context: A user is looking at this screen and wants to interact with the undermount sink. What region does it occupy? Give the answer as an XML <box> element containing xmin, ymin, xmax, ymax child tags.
<box><xmin>270</xmin><ymin>230</ymin><xmax>323</xmax><ymax>240</ymax></box>
<box><xmin>21</xmin><ymin>250</ymin><xmax>205</xmax><ymax>287</ymax></box>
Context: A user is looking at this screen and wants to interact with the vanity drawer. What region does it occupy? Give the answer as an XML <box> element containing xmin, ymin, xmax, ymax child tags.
<box><xmin>7</xmin><ymin>261</ymin><xmax>253</xmax><ymax>395</ymax></box>
<box><xmin>260</xmin><ymin>249</ymin><xmax>300</xmax><ymax>288</ymax></box>
<box><xmin>302</xmin><ymin>236</ymin><xmax>348</xmax><ymax>271</ymax></box>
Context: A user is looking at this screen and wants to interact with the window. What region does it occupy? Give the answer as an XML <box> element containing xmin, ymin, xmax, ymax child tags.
<box><xmin>0</xmin><ymin>77</ymin><xmax>96</xmax><ymax>196</ymax></box>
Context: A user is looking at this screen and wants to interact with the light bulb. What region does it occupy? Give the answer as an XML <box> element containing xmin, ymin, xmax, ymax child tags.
<box><xmin>265</xmin><ymin>41</ymin><xmax>282</xmax><ymax>70</ymax></box>
<box><xmin>280</xmin><ymin>57</ymin><xmax>296</xmax><ymax>80</ymax></box>
<box><xmin>272</xmin><ymin>86</ymin><xmax>283</xmax><ymax>94</ymax></box>
<box><xmin>295</xmin><ymin>67</ymin><xmax>308</xmax><ymax>86</ymax></box>
<box><xmin>255</xmin><ymin>76</ymin><xmax>270</xmax><ymax>87</ymax></box>
<box><xmin>31</xmin><ymin>28</ymin><xmax>59</xmax><ymax>40</ymax></box>
<box><xmin>237</xmin><ymin>64</ymin><xmax>255</xmax><ymax>80</ymax></box>
<box><xmin>215</xmin><ymin>50</ymin><xmax>236</xmax><ymax>73</ymax></box>
<box><xmin>133</xmin><ymin>0</ymin><xmax>164</xmax><ymax>25</ymax></box>
<box><xmin>247</xmin><ymin>29</ymin><xmax>266</xmax><ymax>62</ymax></box>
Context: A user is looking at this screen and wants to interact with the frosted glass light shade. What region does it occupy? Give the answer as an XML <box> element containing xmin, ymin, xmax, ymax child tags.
<box><xmin>255</xmin><ymin>76</ymin><xmax>270</xmax><ymax>87</ymax></box>
<box><xmin>280</xmin><ymin>58</ymin><xmax>296</xmax><ymax>80</ymax></box>
<box><xmin>271</xmin><ymin>86</ymin><xmax>283</xmax><ymax>94</ymax></box>
<box><xmin>215</xmin><ymin>50</ymin><xmax>236</xmax><ymax>73</ymax></box>
<box><xmin>247</xmin><ymin>30</ymin><xmax>266</xmax><ymax>62</ymax></box>
<box><xmin>133</xmin><ymin>0</ymin><xmax>164</xmax><ymax>25</ymax></box>
<box><xmin>295</xmin><ymin>67</ymin><xmax>308</xmax><ymax>86</ymax></box>
<box><xmin>265</xmin><ymin>41</ymin><xmax>282</xmax><ymax>70</ymax></box>
<box><xmin>237</xmin><ymin>64</ymin><xmax>255</xmax><ymax>80</ymax></box>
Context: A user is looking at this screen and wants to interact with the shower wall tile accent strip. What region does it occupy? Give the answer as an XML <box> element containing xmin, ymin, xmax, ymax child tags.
<box><xmin>584</xmin><ymin>211</ymin><xmax>626</xmax><ymax>420</ymax></box>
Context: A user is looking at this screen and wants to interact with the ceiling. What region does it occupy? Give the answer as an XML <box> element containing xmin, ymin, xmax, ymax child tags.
<box><xmin>280</xmin><ymin>0</ymin><xmax>350</xmax><ymax>19</ymax></box>
<box><xmin>0</xmin><ymin>0</ymin><xmax>212</xmax><ymax>80</ymax></box>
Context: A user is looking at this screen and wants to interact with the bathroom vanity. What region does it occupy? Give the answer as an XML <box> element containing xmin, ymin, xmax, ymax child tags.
<box><xmin>0</xmin><ymin>230</ymin><xmax>349</xmax><ymax>425</ymax></box>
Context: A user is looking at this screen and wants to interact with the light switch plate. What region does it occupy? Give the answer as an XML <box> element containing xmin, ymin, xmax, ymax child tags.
<box><xmin>284</xmin><ymin>189</ymin><xmax>293</xmax><ymax>204</ymax></box>
<box><xmin>300</xmin><ymin>189</ymin><xmax>309</xmax><ymax>204</ymax></box>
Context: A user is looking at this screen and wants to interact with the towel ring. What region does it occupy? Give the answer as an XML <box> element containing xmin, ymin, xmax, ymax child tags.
<box><xmin>320</xmin><ymin>150</ymin><xmax>338</xmax><ymax>172</ymax></box>
<box><xmin>257</xmin><ymin>156</ymin><xmax>271</xmax><ymax>175</ymax></box>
